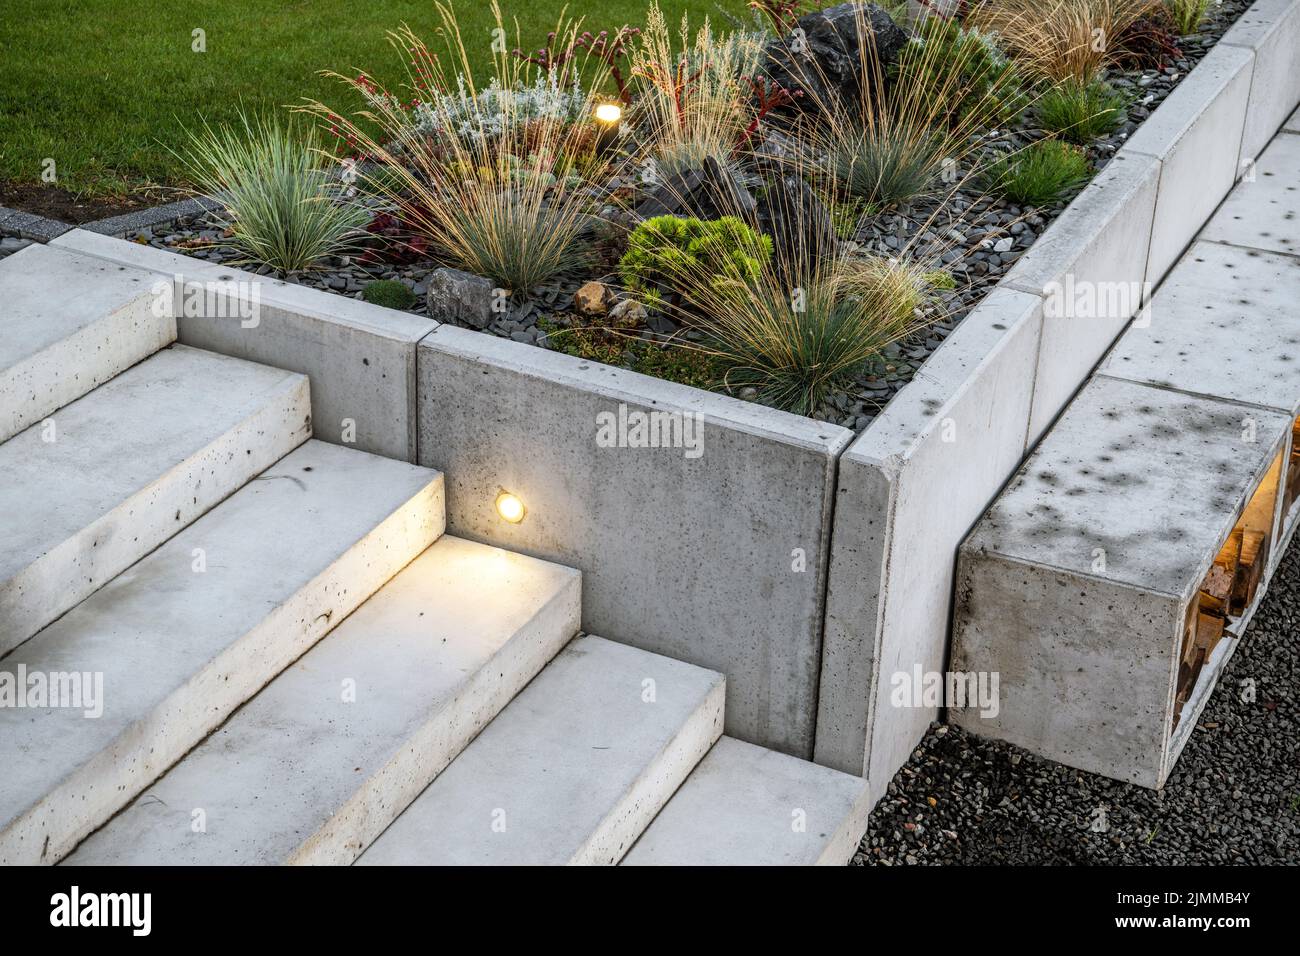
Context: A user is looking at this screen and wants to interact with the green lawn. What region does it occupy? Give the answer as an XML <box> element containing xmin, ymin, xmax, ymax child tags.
<box><xmin>0</xmin><ymin>0</ymin><xmax>748</xmax><ymax>196</ymax></box>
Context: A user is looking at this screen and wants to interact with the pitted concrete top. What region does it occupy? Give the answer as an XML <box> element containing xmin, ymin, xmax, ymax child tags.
<box><xmin>966</xmin><ymin>376</ymin><xmax>1290</xmax><ymax>596</ymax></box>
<box><xmin>0</xmin><ymin>243</ymin><xmax>156</xmax><ymax>368</ymax></box>
<box><xmin>1100</xmin><ymin>241</ymin><xmax>1300</xmax><ymax>414</ymax></box>
<box><xmin>1201</xmin><ymin>132</ymin><xmax>1300</xmax><ymax>259</ymax></box>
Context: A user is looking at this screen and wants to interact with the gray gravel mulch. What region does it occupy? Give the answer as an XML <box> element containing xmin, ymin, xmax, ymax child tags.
<box><xmin>856</xmin><ymin>536</ymin><xmax>1300</xmax><ymax>866</ymax></box>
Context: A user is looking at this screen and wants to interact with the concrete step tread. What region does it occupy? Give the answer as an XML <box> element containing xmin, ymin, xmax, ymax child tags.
<box><xmin>622</xmin><ymin>736</ymin><xmax>870</xmax><ymax>866</ymax></box>
<box><xmin>0</xmin><ymin>344</ymin><xmax>312</xmax><ymax>654</ymax></box>
<box><xmin>0</xmin><ymin>439</ymin><xmax>443</xmax><ymax>865</ymax></box>
<box><xmin>65</xmin><ymin>536</ymin><xmax>580</xmax><ymax>866</ymax></box>
<box><xmin>0</xmin><ymin>243</ymin><xmax>172</xmax><ymax>443</ymax></box>
<box><xmin>356</xmin><ymin>635</ymin><xmax>725</xmax><ymax>866</ymax></box>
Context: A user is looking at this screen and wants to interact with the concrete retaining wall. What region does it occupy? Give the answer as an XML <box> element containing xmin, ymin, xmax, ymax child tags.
<box><xmin>49</xmin><ymin>230</ymin><xmax>431</xmax><ymax>462</ymax></box>
<box><xmin>1222</xmin><ymin>0</ymin><xmax>1300</xmax><ymax>162</ymax></box>
<box><xmin>418</xmin><ymin>326</ymin><xmax>852</xmax><ymax>757</ymax></box>
<box><xmin>815</xmin><ymin>0</ymin><xmax>1300</xmax><ymax>792</ymax></box>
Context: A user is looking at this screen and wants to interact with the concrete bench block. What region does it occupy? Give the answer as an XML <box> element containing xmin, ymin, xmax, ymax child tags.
<box><xmin>417</xmin><ymin>326</ymin><xmax>851</xmax><ymax>758</ymax></box>
<box><xmin>951</xmin><ymin>377</ymin><xmax>1291</xmax><ymax>787</ymax></box>
<box><xmin>356</xmin><ymin>635</ymin><xmax>725</xmax><ymax>865</ymax></box>
<box><xmin>1124</xmin><ymin>44</ymin><xmax>1255</xmax><ymax>282</ymax></box>
<box><xmin>816</xmin><ymin>288</ymin><xmax>1042</xmax><ymax>791</ymax></box>
<box><xmin>0</xmin><ymin>243</ymin><xmax>172</xmax><ymax>444</ymax></box>
<box><xmin>64</xmin><ymin>536</ymin><xmax>579</xmax><ymax>865</ymax></box>
<box><xmin>50</xmin><ymin>230</ymin><xmax>433</xmax><ymax>462</ymax></box>
<box><xmin>622</xmin><ymin>736</ymin><xmax>870</xmax><ymax>866</ymax></box>
<box><xmin>1003</xmin><ymin>153</ymin><xmax>1161</xmax><ymax>445</ymax></box>
<box><xmin>1222</xmin><ymin>0</ymin><xmax>1300</xmax><ymax>161</ymax></box>
<box><xmin>0</xmin><ymin>441</ymin><xmax>443</xmax><ymax>865</ymax></box>
<box><xmin>1201</xmin><ymin>132</ymin><xmax>1300</xmax><ymax>258</ymax></box>
<box><xmin>0</xmin><ymin>346</ymin><xmax>310</xmax><ymax>655</ymax></box>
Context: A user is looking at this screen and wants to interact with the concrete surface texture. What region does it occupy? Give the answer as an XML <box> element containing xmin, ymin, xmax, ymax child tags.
<box><xmin>0</xmin><ymin>242</ymin><xmax>171</xmax><ymax>444</ymax></box>
<box><xmin>964</xmin><ymin>376</ymin><xmax>1287</xmax><ymax>596</ymax></box>
<box><xmin>417</xmin><ymin>324</ymin><xmax>851</xmax><ymax>759</ymax></box>
<box><xmin>1221</xmin><ymin>0</ymin><xmax>1300</xmax><ymax>160</ymax></box>
<box><xmin>357</xmin><ymin>635</ymin><xmax>726</xmax><ymax>865</ymax></box>
<box><xmin>1201</xmin><ymin>131</ymin><xmax>1300</xmax><ymax>257</ymax></box>
<box><xmin>1004</xmin><ymin>151</ymin><xmax>1161</xmax><ymax>445</ymax></box>
<box><xmin>65</xmin><ymin>536</ymin><xmax>580</xmax><ymax>866</ymax></box>
<box><xmin>0</xmin><ymin>440</ymin><xmax>444</xmax><ymax>865</ymax></box>
<box><xmin>1124</xmin><ymin>43</ymin><xmax>1254</xmax><ymax>281</ymax></box>
<box><xmin>0</xmin><ymin>345</ymin><xmax>310</xmax><ymax>655</ymax></box>
<box><xmin>49</xmin><ymin>229</ymin><xmax>434</xmax><ymax>461</ymax></box>
<box><xmin>816</xmin><ymin>288</ymin><xmax>1043</xmax><ymax>793</ymax></box>
<box><xmin>952</xmin><ymin>377</ymin><xmax>1290</xmax><ymax>786</ymax></box>
<box><xmin>624</xmin><ymin>736</ymin><xmax>871</xmax><ymax>866</ymax></box>
<box><xmin>1099</xmin><ymin>240</ymin><xmax>1300</xmax><ymax>415</ymax></box>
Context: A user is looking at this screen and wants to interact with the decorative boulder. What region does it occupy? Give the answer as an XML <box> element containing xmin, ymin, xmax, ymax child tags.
<box><xmin>635</xmin><ymin>155</ymin><xmax>757</xmax><ymax>222</ymax></box>
<box><xmin>425</xmin><ymin>267</ymin><xmax>497</xmax><ymax>329</ymax></box>
<box><xmin>761</xmin><ymin>3</ymin><xmax>909</xmax><ymax>113</ymax></box>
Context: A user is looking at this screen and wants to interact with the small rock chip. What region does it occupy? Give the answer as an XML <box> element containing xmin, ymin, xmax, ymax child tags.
<box><xmin>573</xmin><ymin>280</ymin><xmax>617</xmax><ymax>316</ymax></box>
<box><xmin>608</xmin><ymin>297</ymin><xmax>648</xmax><ymax>323</ymax></box>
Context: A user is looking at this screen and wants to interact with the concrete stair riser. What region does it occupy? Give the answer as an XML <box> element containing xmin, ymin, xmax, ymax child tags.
<box><xmin>357</xmin><ymin>636</ymin><xmax>725</xmax><ymax>866</ymax></box>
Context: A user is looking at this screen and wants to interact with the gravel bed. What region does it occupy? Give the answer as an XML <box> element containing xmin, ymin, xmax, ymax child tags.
<box><xmin>141</xmin><ymin>0</ymin><xmax>1252</xmax><ymax>434</ymax></box>
<box><xmin>855</xmin><ymin>535</ymin><xmax>1300</xmax><ymax>866</ymax></box>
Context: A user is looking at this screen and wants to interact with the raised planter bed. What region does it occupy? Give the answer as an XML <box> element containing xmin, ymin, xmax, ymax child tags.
<box><xmin>42</xmin><ymin>0</ymin><xmax>1300</xmax><ymax>779</ymax></box>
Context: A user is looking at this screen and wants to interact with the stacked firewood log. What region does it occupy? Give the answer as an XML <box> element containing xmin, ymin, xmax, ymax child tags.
<box><xmin>1174</xmin><ymin>526</ymin><xmax>1268</xmax><ymax>726</ymax></box>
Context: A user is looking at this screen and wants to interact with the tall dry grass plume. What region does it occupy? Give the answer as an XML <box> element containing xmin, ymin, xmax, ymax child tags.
<box><xmin>969</xmin><ymin>0</ymin><xmax>1159</xmax><ymax>84</ymax></box>
<box><xmin>629</xmin><ymin>1</ymin><xmax>763</xmax><ymax>174</ymax></box>
<box><xmin>302</xmin><ymin>2</ymin><xmax>637</xmax><ymax>293</ymax></box>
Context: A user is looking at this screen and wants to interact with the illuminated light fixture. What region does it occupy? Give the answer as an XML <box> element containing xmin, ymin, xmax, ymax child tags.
<box><xmin>593</xmin><ymin>102</ymin><xmax>623</xmax><ymax>158</ymax></box>
<box><xmin>495</xmin><ymin>491</ymin><xmax>526</xmax><ymax>524</ymax></box>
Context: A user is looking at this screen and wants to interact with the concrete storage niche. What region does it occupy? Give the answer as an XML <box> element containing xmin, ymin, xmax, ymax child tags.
<box><xmin>950</xmin><ymin>377</ymin><xmax>1291</xmax><ymax>789</ymax></box>
<box><xmin>1173</xmin><ymin>444</ymin><xmax>1281</xmax><ymax>743</ymax></box>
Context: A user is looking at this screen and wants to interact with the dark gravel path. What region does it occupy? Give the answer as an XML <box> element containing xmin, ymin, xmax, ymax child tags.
<box><xmin>856</xmin><ymin>536</ymin><xmax>1300</xmax><ymax>866</ymax></box>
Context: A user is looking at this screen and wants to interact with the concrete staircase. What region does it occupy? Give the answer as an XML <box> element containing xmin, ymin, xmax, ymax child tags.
<box><xmin>0</xmin><ymin>242</ymin><xmax>869</xmax><ymax>866</ymax></box>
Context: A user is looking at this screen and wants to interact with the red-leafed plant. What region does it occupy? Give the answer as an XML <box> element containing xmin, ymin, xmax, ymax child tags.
<box><xmin>359</xmin><ymin>211</ymin><xmax>432</xmax><ymax>265</ymax></box>
<box><xmin>738</xmin><ymin>76</ymin><xmax>801</xmax><ymax>148</ymax></box>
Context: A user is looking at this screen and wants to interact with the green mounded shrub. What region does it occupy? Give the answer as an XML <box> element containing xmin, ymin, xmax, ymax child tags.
<box><xmin>618</xmin><ymin>215</ymin><xmax>773</xmax><ymax>310</ymax></box>
<box><xmin>982</xmin><ymin>140</ymin><xmax>1092</xmax><ymax>206</ymax></box>
<box><xmin>174</xmin><ymin>111</ymin><xmax>367</xmax><ymax>273</ymax></box>
<box><xmin>1037</xmin><ymin>79</ymin><xmax>1128</xmax><ymax>144</ymax></box>
<box><xmin>361</xmin><ymin>279</ymin><xmax>417</xmax><ymax>310</ymax></box>
<box><xmin>892</xmin><ymin>18</ymin><xmax>1031</xmax><ymax>127</ymax></box>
